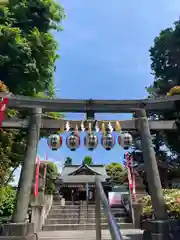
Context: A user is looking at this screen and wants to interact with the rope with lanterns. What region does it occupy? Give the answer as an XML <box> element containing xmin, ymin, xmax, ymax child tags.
<box><xmin>47</xmin><ymin>120</ymin><xmax>133</xmax><ymax>151</ymax></box>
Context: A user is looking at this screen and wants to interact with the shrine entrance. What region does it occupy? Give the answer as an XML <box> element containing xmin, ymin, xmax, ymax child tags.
<box><xmin>1</xmin><ymin>93</ymin><xmax>178</xmax><ymax>234</ymax></box>
<box><xmin>79</xmin><ymin>190</ymin><xmax>86</xmax><ymax>201</ymax></box>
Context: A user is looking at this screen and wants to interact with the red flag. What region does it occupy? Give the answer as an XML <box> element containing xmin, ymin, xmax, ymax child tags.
<box><xmin>0</xmin><ymin>98</ymin><xmax>8</xmax><ymax>127</ymax></box>
<box><xmin>125</xmin><ymin>152</ymin><xmax>132</xmax><ymax>189</ymax></box>
<box><xmin>34</xmin><ymin>156</ymin><xmax>40</xmax><ymax>197</ymax></box>
<box><xmin>130</xmin><ymin>155</ymin><xmax>136</xmax><ymax>199</ymax></box>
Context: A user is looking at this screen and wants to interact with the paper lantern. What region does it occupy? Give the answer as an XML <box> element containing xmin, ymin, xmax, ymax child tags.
<box><xmin>84</xmin><ymin>133</ymin><xmax>98</xmax><ymax>151</ymax></box>
<box><xmin>101</xmin><ymin>133</ymin><xmax>115</xmax><ymax>150</ymax></box>
<box><xmin>47</xmin><ymin>134</ymin><xmax>63</xmax><ymax>151</ymax></box>
<box><xmin>118</xmin><ymin>133</ymin><xmax>133</xmax><ymax>149</ymax></box>
<box><xmin>66</xmin><ymin>133</ymin><xmax>80</xmax><ymax>151</ymax></box>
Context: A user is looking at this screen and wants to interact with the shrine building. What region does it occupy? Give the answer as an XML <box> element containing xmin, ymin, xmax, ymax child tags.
<box><xmin>56</xmin><ymin>163</ymin><xmax>113</xmax><ymax>203</ymax></box>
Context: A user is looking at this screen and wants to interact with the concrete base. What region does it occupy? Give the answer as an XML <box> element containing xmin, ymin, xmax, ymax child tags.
<box><xmin>0</xmin><ymin>223</ymin><xmax>36</xmax><ymax>240</ymax></box>
<box><xmin>132</xmin><ymin>203</ymin><xmax>143</xmax><ymax>229</ymax></box>
<box><xmin>142</xmin><ymin>219</ymin><xmax>180</xmax><ymax>240</ymax></box>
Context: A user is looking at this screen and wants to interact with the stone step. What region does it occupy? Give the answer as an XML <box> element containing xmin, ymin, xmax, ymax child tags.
<box><xmin>47</xmin><ymin>212</ymin><xmax>105</xmax><ymax>219</ymax></box>
<box><xmin>52</xmin><ymin>204</ymin><xmax>124</xmax><ymax>208</ymax></box>
<box><xmin>42</xmin><ymin>223</ymin><xmax>133</xmax><ymax>231</ymax></box>
<box><xmin>50</xmin><ymin>207</ymin><xmax>125</xmax><ymax>213</ymax></box>
<box><xmin>48</xmin><ymin>212</ymin><xmax>127</xmax><ymax>219</ymax></box>
<box><xmin>45</xmin><ymin>217</ymin><xmax>128</xmax><ymax>225</ymax></box>
<box><xmin>53</xmin><ymin>201</ymin><xmax>82</xmax><ymax>205</ymax></box>
<box><xmin>51</xmin><ymin>205</ymin><xmax>80</xmax><ymax>209</ymax></box>
<box><xmin>40</xmin><ymin>229</ymin><xmax>143</xmax><ymax>240</ymax></box>
<box><xmin>48</xmin><ymin>211</ymin><xmax>127</xmax><ymax>219</ymax></box>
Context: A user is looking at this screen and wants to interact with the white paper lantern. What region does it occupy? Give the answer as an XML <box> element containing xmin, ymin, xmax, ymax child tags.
<box><xmin>66</xmin><ymin>133</ymin><xmax>80</xmax><ymax>151</ymax></box>
<box><xmin>84</xmin><ymin>133</ymin><xmax>98</xmax><ymax>151</ymax></box>
<box><xmin>47</xmin><ymin>134</ymin><xmax>63</xmax><ymax>151</ymax></box>
<box><xmin>101</xmin><ymin>133</ymin><xmax>115</xmax><ymax>151</ymax></box>
<box><xmin>118</xmin><ymin>133</ymin><xmax>133</xmax><ymax>149</ymax></box>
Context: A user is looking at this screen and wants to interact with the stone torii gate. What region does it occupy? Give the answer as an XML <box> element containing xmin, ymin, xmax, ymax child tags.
<box><xmin>0</xmin><ymin>93</ymin><xmax>180</xmax><ymax>240</ymax></box>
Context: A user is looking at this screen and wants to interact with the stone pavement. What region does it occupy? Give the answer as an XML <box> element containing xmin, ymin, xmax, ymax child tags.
<box><xmin>39</xmin><ymin>229</ymin><xmax>143</xmax><ymax>240</ymax></box>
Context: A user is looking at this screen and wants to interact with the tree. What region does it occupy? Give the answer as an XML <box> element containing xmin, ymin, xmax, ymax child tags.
<box><xmin>45</xmin><ymin>162</ymin><xmax>59</xmax><ymax>194</ymax></box>
<box><xmin>0</xmin><ymin>0</ymin><xmax>65</xmax><ymax>184</ymax></box>
<box><xmin>64</xmin><ymin>157</ymin><xmax>72</xmax><ymax>166</ymax></box>
<box><xmin>83</xmin><ymin>156</ymin><xmax>93</xmax><ymax>165</ymax></box>
<box><xmin>106</xmin><ymin>162</ymin><xmax>127</xmax><ymax>184</ymax></box>
<box><xmin>0</xmin><ymin>0</ymin><xmax>65</xmax><ymax>96</ymax></box>
<box><xmin>0</xmin><ymin>82</ymin><xmax>26</xmax><ymax>185</ymax></box>
<box><xmin>147</xmin><ymin>19</ymin><xmax>180</xmax><ymax>159</ymax></box>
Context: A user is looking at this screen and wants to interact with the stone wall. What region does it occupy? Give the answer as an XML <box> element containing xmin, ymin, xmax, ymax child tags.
<box><xmin>30</xmin><ymin>161</ymin><xmax>53</xmax><ymax>232</ymax></box>
<box><xmin>30</xmin><ymin>193</ymin><xmax>53</xmax><ymax>232</ymax></box>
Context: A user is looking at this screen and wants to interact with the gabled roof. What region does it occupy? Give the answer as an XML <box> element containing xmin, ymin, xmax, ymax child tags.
<box><xmin>68</xmin><ymin>164</ymin><xmax>101</xmax><ymax>176</ymax></box>
<box><xmin>61</xmin><ymin>164</ymin><xmax>108</xmax><ymax>177</ymax></box>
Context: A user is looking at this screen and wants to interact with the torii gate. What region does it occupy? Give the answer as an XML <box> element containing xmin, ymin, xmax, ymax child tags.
<box><xmin>1</xmin><ymin>93</ymin><xmax>179</xmax><ymax>227</ymax></box>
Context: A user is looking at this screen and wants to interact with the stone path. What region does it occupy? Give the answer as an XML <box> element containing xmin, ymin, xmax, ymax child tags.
<box><xmin>39</xmin><ymin>229</ymin><xmax>143</xmax><ymax>240</ymax></box>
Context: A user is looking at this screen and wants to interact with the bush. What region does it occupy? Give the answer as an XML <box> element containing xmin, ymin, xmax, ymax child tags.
<box><xmin>45</xmin><ymin>162</ymin><xmax>59</xmax><ymax>195</ymax></box>
<box><xmin>167</xmin><ymin>86</ymin><xmax>180</xmax><ymax>96</ymax></box>
<box><xmin>139</xmin><ymin>189</ymin><xmax>180</xmax><ymax>219</ymax></box>
<box><xmin>0</xmin><ymin>186</ymin><xmax>16</xmax><ymax>222</ymax></box>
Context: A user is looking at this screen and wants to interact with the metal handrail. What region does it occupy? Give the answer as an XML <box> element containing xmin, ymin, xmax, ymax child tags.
<box><xmin>95</xmin><ymin>176</ymin><xmax>124</xmax><ymax>240</ymax></box>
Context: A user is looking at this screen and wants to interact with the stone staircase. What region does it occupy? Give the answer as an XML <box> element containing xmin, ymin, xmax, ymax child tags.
<box><xmin>42</xmin><ymin>201</ymin><xmax>133</xmax><ymax>231</ymax></box>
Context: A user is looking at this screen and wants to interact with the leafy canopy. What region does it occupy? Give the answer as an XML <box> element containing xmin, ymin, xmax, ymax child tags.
<box><xmin>82</xmin><ymin>156</ymin><xmax>93</xmax><ymax>165</ymax></box>
<box><xmin>64</xmin><ymin>157</ymin><xmax>73</xmax><ymax>166</ymax></box>
<box><xmin>0</xmin><ymin>0</ymin><xmax>65</xmax><ymax>184</ymax></box>
<box><xmin>0</xmin><ymin>0</ymin><xmax>65</xmax><ymax>96</ymax></box>
<box><xmin>147</xmin><ymin>19</ymin><xmax>180</xmax><ymax>158</ymax></box>
<box><xmin>45</xmin><ymin>162</ymin><xmax>59</xmax><ymax>194</ymax></box>
<box><xmin>106</xmin><ymin>162</ymin><xmax>127</xmax><ymax>184</ymax></box>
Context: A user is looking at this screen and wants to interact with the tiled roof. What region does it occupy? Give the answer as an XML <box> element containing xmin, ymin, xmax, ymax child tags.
<box><xmin>60</xmin><ymin>164</ymin><xmax>109</xmax><ymax>183</ymax></box>
<box><xmin>61</xmin><ymin>164</ymin><xmax>108</xmax><ymax>176</ymax></box>
<box><xmin>61</xmin><ymin>175</ymin><xmax>108</xmax><ymax>183</ymax></box>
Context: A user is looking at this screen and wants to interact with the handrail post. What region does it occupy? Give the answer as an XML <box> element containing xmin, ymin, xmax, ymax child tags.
<box><xmin>95</xmin><ymin>182</ymin><xmax>101</xmax><ymax>240</ymax></box>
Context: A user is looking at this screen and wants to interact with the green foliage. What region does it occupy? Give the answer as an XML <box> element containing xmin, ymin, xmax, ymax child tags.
<box><xmin>147</xmin><ymin>19</ymin><xmax>180</xmax><ymax>158</ymax></box>
<box><xmin>64</xmin><ymin>157</ymin><xmax>72</xmax><ymax>166</ymax></box>
<box><xmin>106</xmin><ymin>162</ymin><xmax>127</xmax><ymax>184</ymax></box>
<box><xmin>45</xmin><ymin>162</ymin><xmax>59</xmax><ymax>194</ymax></box>
<box><xmin>0</xmin><ymin>83</ymin><xmax>26</xmax><ymax>185</ymax></box>
<box><xmin>0</xmin><ymin>186</ymin><xmax>16</xmax><ymax>220</ymax></box>
<box><xmin>139</xmin><ymin>189</ymin><xmax>180</xmax><ymax>219</ymax></box>
<box><xmin>0</xmin><ymin>0</ymin><xmax>65</xmax><ymax>184</ymax></box>
<box><xmin>82</xmin><ymin>156</ymin><xmax>93</xmax><ymax>165</ymax></box>
<box><xmin>0</xmin><ymin>0</ymin><xmax>65</xmax><ymax>96</ymax></box>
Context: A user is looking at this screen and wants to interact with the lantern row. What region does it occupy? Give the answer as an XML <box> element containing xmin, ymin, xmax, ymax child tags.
<box><xmin>47</xmin><ymin>132</ymin><xmax>133</xmax><ymax>151</ymax></box>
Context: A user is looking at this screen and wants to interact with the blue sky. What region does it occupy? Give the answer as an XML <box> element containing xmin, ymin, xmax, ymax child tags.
<box><xmin>14</xmin><ymin>0</ymin><xmax>180</xmax><ymax>183</ymax></box>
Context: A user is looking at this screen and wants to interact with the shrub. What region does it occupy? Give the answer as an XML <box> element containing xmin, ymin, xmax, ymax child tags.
<box><xmin>167</xmin><ymin>86</ymin><xmax>180</xmax><ymax>96</ymax></box>
<box><xmin>0</xmin><ymin>186</ymin><xmax>16</xmax><ymax>222</ymax></box>
<box><xmin>45</xmin><ymin>162</ymin><xmax>59</xmax><ymax>195</ymax></box>
<box><xmin>139</xmin><ymin>189</ymin><xmax>180</xmax><ymax>219</ymax></box>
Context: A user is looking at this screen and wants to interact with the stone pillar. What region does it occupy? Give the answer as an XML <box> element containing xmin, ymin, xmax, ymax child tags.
<box><xmin>136</xmin><ymin>109</ymin><xmax>167</xmax><ymax>220</ymax></box>
<box><xmin>132</xmin><ymin>203</ymin><xmax>143</xmax><ymax>229</ymax></box>
<box><xmin>30</xmin><ymin>192</ymin><xmax>45</xmax><ymax>233</ymax></box>
<box><xmin>12</xmin><ymin>108</ymin><xmax>42</xmax><ymax>223</ymax></box>
<box><xmin>142</xmin><ymin>219</ymin><xmax>180</xmax><ymax>240</ymax></box>
<box><xmin>0</xmin><ymin>223</ymin><xmax>36</xmax><ymax>240</ymax></box>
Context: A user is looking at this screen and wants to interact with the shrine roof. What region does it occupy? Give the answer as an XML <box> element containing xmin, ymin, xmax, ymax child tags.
<box><xmin>60</xmin><ymin>175</ymin><xmax>108</xmax><ymax>183</ymax></box>
<box><xmin>61</xmin><ymin>164</ymin><xmax>108</xmax><ymax>177</ymax></box>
